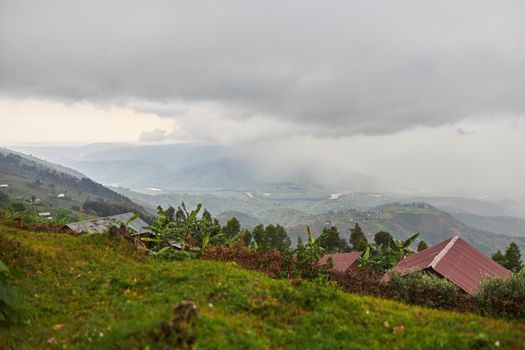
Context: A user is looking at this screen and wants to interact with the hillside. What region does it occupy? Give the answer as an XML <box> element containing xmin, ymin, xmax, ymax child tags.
<box><xmin>1</xmin><ymin>226</ymin><xmax>524</xmax><ymax>349</ymax></box>
<box><xmin>284</xmin><ymin>203</ymin><xmax>525</xmax><ymax>254</ymax></box>
<box><xmin>117</xmin><ymin>188</ymin><xmax>525</xmax><ymax>254</ymax></box>
<box><xmin>405</xmin><ymin>196</ymin><xmax>524</xmax><ymax>217</ymax></box>
<box><xmin>0</xmin><ymin>148</ymin><xmax>148</xmax><ymax>221</ymax></box>
<box><xmin>450</xmin><ymin>212</ymin><xmax>525</xmax><ymax>239</ymax></box>
<box><xmin>114</xmin><ymin>188</ymin><xmax>394</xmax><ymax>219</ymax></box>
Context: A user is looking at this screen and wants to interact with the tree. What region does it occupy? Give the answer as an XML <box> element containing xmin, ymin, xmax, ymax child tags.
<box><xmin>266</xmin><ymin>224</ymin><xmax>291</xmax><ymax>253</ymax></box>
<box><xmin>504</xmin><ymin>242</ymin><xmax>523</xmax><ymax>272</ymax></box>
<box><xmin>317</xmin><ymin>226</ymin><xmax>349</xmax><ymax>253</ymax></box>
<box><xmin>175</xmin><ymin>206</ymin><xmax>186</xmax><ymax>226</ymax></box>
<box><xmin>165</xmin><ymin>206</ymin><xmax>176</xmax><ymax>222</ymax></box>
<box><xmin>374</xmin><ymin>231</ymin><xmax>394</xmax><ymax>249</ymax></box>
<box><xmin>240</xmin><ymin>229</ymin><xmax>252</xmax><ymax>246</ymax></box>
<box><xmin>349</xmin><ymin>223</ymin><xmax>368</xmax><ymax>251</ymax></box>
<box><xmin>492</xmin><ymin>250</ymin><xmax>506</xmax><ymax>266</ymax></box>
<box><xmin>253</xmin><ymin>224</ymin><xmax>291</xmax><ymax>253</ymax></box>
<box><xmin>222</xmin><ymin>217</ymin><xmax>241</xmax><ymax>239</ymax></box>
<box><xmin>201</xmin><ymin>209</ymin><xmax>221</xmax><ymax>239</ymax></box>
<box><xmin>417</xmin><ymin>240</ymin><xmax>428</xmax><ymax>252</ymax></box>
<box><xmin>252</xmin><ymin>224</ymin><xmax>269</xmax><ymax>250</ymax></box>
<box><xmin>296</xmin><ymin>236</ymin><xmax>304</xmax><ymax>251</ymax></box>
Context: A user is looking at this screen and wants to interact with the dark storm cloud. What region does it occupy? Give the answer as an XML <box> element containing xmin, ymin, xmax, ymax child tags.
<box><xmin>1</xmin><ymin>0</ymin><xmax>525</xmax><ymax>135</ymax></box>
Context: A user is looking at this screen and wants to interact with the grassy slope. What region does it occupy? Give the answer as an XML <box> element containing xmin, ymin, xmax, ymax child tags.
<box><xmin>1</xmin><ymin>227</ymin><xmax>524</xmax><ymax>349</ymax></box>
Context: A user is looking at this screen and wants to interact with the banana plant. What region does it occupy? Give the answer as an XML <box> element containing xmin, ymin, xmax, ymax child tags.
<box><xmin>359</xmin><ymin>232</ymin><xmax>420</xmax><ymax>270</ymax></box>
<box><xmin>142</xmin><ymin>206</ymin><xmax>179</xmax><ymax>250</ymax></box>
<box><xmin>295</xmin><ymin>226</ymin><xmax>325</xmax><ymax>265</ymax></box>
<box><xmin>173</xmin><ymin>203</ymin><xmax>202</xmax><ymax>243</ymax></box>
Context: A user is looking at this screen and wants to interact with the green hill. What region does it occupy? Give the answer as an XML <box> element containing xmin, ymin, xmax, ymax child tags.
<box><xmin>450</xmin><ymin>212</ymin><xmax>525</xmax><ymax>239</ymax></box>
<box><xmin>0</xmin><ymin>148</ymin><xmax>149</xmax><ymax>221</ymax></box>
<box><xmin>287</xmin><ymin>203</ymin><xmax>525</xmax><ymax>254</ymax></box>
<box><xmin>1</xmin><ymin>226</ymin><xmax>524</xmax><ymax>349</ymax></box>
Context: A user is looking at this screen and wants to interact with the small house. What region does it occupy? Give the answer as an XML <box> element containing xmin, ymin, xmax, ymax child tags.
<box><xmin>57</xmin><ymin>193</ymin><xmax>65</xmax><ymax>198</ymax></box>
<box><xmin>64</xmin><ymin>212</ymin><xmax>152</xmax><ymax>235</ymax></box>
<box><xmin>318</xmin><ymin>252</ymin><xmax>363</xmax><ymax>272</ymax></box>
<box><xmin>381</xmin><ymin>235</ymin><xmax>511</xmax><ymax>294</ymax></box>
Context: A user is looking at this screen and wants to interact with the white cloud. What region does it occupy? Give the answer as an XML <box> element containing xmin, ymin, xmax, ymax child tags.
<box><xmin>139</xmin><ymin>128</ymin><xmax>168</xmax><ymax>142</ymax></box>
<box><xmin>0</xmin><ymin>99</ymin><xmax>177</xmax><ymax>145</ymax></box>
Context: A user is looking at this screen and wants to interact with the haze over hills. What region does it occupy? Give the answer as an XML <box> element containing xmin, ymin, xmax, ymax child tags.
<box><xmin>13</xmin><ymin>143</ymin><xmax>388</xmax><ymax>193</ymax></box>
<box><xmin>449</xmin><ymin>212</ymin><xmax>525</xmax><ymax>239</ymax></box>
<box><xmin>14</xmin><ymin>143</ymin><xmax>525</xmax><ymax>214</ymax></box>
<box><xmin>8</xmin><ymin>143</ymin><xmax>525</xmax><ymax>254</ymax></box>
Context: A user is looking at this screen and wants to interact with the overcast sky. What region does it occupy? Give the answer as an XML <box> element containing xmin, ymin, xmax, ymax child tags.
<box><xmin>1</xmin><ymin>0</ymin><xmax>525</xmax><ymax>199</ymax></box>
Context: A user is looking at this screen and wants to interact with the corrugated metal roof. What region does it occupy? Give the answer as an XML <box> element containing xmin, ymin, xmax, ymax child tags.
<box><xmin>382</xmin><ymin>235</ymin><xmax>511</xmax><ymax>294</ymax></box>
<box><xmin>65</xmin><ymin>213</ymin><xmax>152</xmax><ymax>235</ymax></box>
<box><xmin>318</xmin><ymin>252</ymin><xmax>363</xmax><ymax>272</ymax></box>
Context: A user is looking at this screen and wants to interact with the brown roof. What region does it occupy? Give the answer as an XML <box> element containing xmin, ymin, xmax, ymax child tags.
<box><xmin>318</xmin><ymin>252</ymin><xmax>362</xmax><ymax>272</ymax></box>
<box><xmin>382</xmin><ymin>235</ymin><xmax>511</xmax><ymax>294</ymax></box>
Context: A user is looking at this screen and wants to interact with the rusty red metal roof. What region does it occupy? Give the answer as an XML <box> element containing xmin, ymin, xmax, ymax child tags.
<box><xmin>382</xmin><ymin>236</ymin><xmax>511</xmax><ymax>294</ymax></box>
<box><xmin>318</xmin><ymin>252</ymin><xmax>362</xmax><ymax>272</ymax></box>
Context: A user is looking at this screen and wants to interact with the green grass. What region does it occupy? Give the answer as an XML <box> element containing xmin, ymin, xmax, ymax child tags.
<box><xmin>1</xmin><ymin>226</ymin><xmax>524</xmax><ymax>349</ymax></box>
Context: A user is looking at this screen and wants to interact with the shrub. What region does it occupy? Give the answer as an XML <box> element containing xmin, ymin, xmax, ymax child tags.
<box><xmin>476</xmin><ymin>271</ymin><xmax>525</xmax><ymax>320</ymax></box>
<box><xmin>202</xmin><ymin>246</ymin><xmax>288</xmax><ymax>278</ymax></box>
<box><xmin>386</xmin><ymin>272</ymin><xmax>473</xmax><ymax>310</ymax></box>
<box><xmin>0</xmin><ymin>260</ymin><xmax>16</xmax><ymax>322</ymax></box>
<box><xmin>328</xmin><ymin>268</ymin><xmax>386</xmax><ymax>297</ymax></box>
<box><xmin>151</xmin><ymin>247</ymin><xmax>196</xmax><ymax>261</ymax></box>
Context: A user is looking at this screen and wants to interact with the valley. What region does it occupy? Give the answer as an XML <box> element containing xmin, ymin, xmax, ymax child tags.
<box><xmin>4</xmin><ymin>143</ymin><xmax>525</xmax><ymax>255</ymax></box>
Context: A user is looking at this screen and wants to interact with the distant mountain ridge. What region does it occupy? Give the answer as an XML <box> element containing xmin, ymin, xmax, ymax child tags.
<box><xmin>13</xmin><ymin>143</ymin><xmax>386</xmax><ymax>193</ymax></box>
<box><xmin>449</xmin><ymin>212</ymin><xmax>525</xmax><ymax>239</ymax></box>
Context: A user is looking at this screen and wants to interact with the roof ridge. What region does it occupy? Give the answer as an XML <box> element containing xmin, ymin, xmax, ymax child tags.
<box><xmin>429</xmin><ymin>235</ymin><xmax>460</xmax><ymax>269</ymax></box>
<box><xmin>66</xmin><ymin>212</ymin><xmax>135</xmax><ymax>225</ymax></box>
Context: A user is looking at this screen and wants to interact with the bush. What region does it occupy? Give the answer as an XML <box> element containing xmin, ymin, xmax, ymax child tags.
<box><xmin>0</xmin><ymin>260</ymin><xmax>16</xmax><ymax>323</ymax></box>
<box><xmin>328</xmin><ymin>268</ymin><xmax>386</xmax><ymax>297</ymax></box>
<box><xmin>203</xmin><ymin>246</ymin><xmax>289</xmax><ymax>278</ymax></box>
<box><xmin>476</xmin><ymin>271</ymin><xmax>525</xmax><ymax>320</ymax></box>
<box><xmin>151</xmin><ymin>247</ymin><xmax>196</xmax><ymax>261</ymax></box>
<box><xmin>386</xmin><ymin>272</ymin><xmax>473</xmax><ymax>310</ymax></box>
